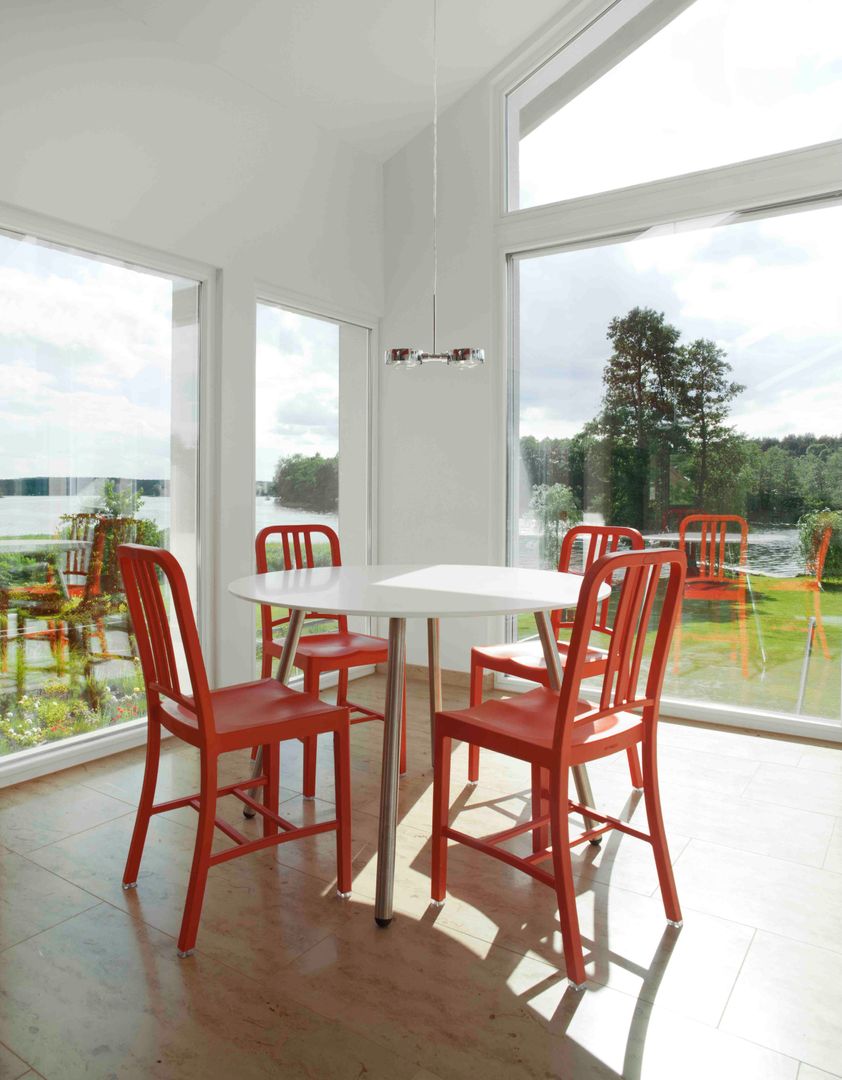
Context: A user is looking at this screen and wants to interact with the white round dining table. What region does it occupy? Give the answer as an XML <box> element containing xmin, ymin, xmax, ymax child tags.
<box><xmin>229</xmin><ymin>563</ymin><xmax>609</xmax><ymax>926</ymax></box>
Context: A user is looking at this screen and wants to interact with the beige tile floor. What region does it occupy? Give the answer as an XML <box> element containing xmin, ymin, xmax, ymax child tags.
<box><xmin>1</xmin><ymin>673</ymin><xmax>842</xmax><ymax>1079</ymax></box>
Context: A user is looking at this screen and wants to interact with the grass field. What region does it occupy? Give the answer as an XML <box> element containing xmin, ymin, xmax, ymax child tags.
<box><xmin>516</xmin><ymin>573</ymin><xmax>842</xmax><ymax>722</ymax></box>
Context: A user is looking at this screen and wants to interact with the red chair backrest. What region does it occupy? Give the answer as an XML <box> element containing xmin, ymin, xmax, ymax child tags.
<box><xmin>678</xmin><ymin>514</ymin><xmax>747</xmax><ymax>580</ymax></box>
<box><xmin>255</xmin><ymin>524</ymin><xmax>347</xmax><ymax>640</ymax></box>
<box><xmin>117</xmin><ymin>544</ymin><xmax>213</xmax><ymax>743</ymax></box>
<box><xmin>60</xmin><ymin>512</ymin><xmax>102</xmax><ymax>589</ymax></box>
<box><xmin>554</xmin><ymin>547</ymin><xmax>686</xmax><ymax>759</ymax></box>
<box><xmin>553</xmin><ymin>524</ymin><xmax>644</xmax><ymax>639</ymax></box>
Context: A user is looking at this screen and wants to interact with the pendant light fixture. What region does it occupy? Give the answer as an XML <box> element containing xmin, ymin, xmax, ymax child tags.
<box><xmin>384</xmin><ymin>0</ymin><xmax>485</xmax><ymax>370</ymax></box>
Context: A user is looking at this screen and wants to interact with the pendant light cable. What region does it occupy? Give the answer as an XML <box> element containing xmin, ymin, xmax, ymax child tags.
<box><xmin>432</xmin><ymin>0</ymin><xmax>438</xmax><ymax>354</ymax></box>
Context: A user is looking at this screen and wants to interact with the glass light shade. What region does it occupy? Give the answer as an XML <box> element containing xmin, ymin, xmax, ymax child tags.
<box><xmin>447</xmin><ymin>348</ymin><xmax>485</xmax><ymax>368</ymax></box>
<box><xmin>385</xmin><ymin>347</ymin><xmax>424</xmax><ymax>368</ymax></box>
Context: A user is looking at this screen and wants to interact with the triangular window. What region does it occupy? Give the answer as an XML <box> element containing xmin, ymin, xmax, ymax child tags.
<box><xmin>507</xmin><ymin>0</ymin><xmax>842</xmax><ymax>210</ymax></box>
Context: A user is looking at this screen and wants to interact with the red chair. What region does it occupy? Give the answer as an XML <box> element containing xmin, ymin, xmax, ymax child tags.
<box><xmin>432</xmin><ymin>547</ymin><xmax>686</xmax><ymax>989</ymax></box>
<box><xmin>467</xmin><ymin>525</ymin><xmax>644</xmax><ymax>788</ymax></box>
<box><xmin>257</xmin><ymin>524</ymin><xmax>406</xmax><ymax>798</ymax></box>
<box><xmin>769</xmin><ymin>525</ymin><xmax>832</xmax><ymax>659</ymax></box>
<box><xmin>117</xmin><ymin>543</ymin><xmax>352</xmax><ymax>958</ymax></box>
<box><xmin>674</xmin><ymin>513</ymin><xmax>749</xmax><ymax>676</ymax></box>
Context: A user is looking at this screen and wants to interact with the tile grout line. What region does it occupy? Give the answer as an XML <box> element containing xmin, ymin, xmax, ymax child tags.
<box><xmin>714</xmin><ymin>925</ymin><xmax>756</xmax><ymax>1030</ymax></box>
<box><xmin>14</xmin><ymin>806</ymin><xmax>137</xmax><ymax>856</ymax></box>
<box><xmin>0</xmin><ymin>1037</ymin><xmax>37</xmax><ymax>1077</ymax></box>
<box><xmin>0</xmin><ymin>899</ymin><xmax>105</xmax><ymax>957</ymax></box>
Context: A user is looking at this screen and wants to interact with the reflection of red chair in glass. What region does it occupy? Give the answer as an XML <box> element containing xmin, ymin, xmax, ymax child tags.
<box><xmin>257</xmin><ymin>525</ymin><xmax>406</xmax><ymax>798</ymax></box>
<box><xmin>673</xmin><ymin>513</ymin><xmax>750</xmax><ymax>676</ymax></box>
<box><xmin>1</xmin><ymin>514</ymin><xmax>107</xmax><ymax>662</ymax></box>
<box><xmin>466</xmin><ymin>524</ymin><xmax>645</xmax><ymax>787</ymax></box>
<box><xmin>768</xmin><ymin>526</ymin><xmax>832</xmax><ymax>659</ymax></box>
<box><xmin>431</xmin><ymin>548</ymin><xmax>687</xmax><ymax>989</ymax></box>
<box><xmin>118</xmin><ymin>543</ymin><xmax>352</xmax><ymax>958</ymax></box>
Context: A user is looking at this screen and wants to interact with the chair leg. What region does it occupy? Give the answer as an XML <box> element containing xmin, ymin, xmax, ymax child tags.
<box><xmin>431</xmin><ymin>733</ymin><xmax>452</xmax><ymax>903</ymax></box>
<box><xmin>814</xmin><ymin>591</ymin><xmax>831</xmax><ymax>660</ymax></box>
<box><xmin>261</xmin><ymin>649</ymin><xmax>273</xmax><ymax>679</ymax></box>
<box><xmin>337</xmin><ymin>668</ymin><xmax>350</xmax><ymax>706</ymax></box>
<box><xmin>399</xmin><ymin>672</ymin><xmax>407</xmax><ymax>776</ymax></box>
<box><xmin>177</xmin><ymin>751</ymin><xmax>218</xmax><ymax>957</ymax></box>
<box><xmin>263</xmin><ymin>742</ymin><xmax>280</xmax><ymax>837</ymax></box>
<box><xmin>467</xmin><ymin>660</ymin><xmax>483</xmax><ymax>783</ymax></box>
<box><xmin>302</xmin><ymin>669</ymin><xmax>319</xmax><ymax>799</ymax></box>
<box><xmin>641</xmin><ymin>735</ymin><xmax>682</xmax><ymax>925</ymax></box>
<box><xmin>531</xmin><ymin>764</ymin><xmax>550</xmax><ymax>852</ymax></box>
<box><xmin>333</xmin><ymin>727</ymin><xmax>352</xmax><ymax>896</ymax></box>
<box><xmin>626</xmin><ymin>746</ymin><xmax>644</xmax><ymax>790</ymax></box>
<box><xmin>671</xmin><ymin>618</ymin><xmax>682</xmax><ymax>675</ymax></box>
<box><xmin>549</xmin><ymin>769</ymin><xmax>586</xmax><ymax>988</ymax></box>
<box><xmin>123</xmin><ymin>719</ymin><xmax>161</xmax><ymax>886</ymax></box>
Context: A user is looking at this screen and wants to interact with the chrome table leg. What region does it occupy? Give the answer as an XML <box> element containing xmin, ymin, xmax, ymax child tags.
<box><xmin>374</xmin><ymin>617</ymin><xmax>407</xmax><ymax>926</ymax></box>
<box><xmin>534</xmin><ymin>609</ymin><xmax>600</xmax><ymax>842</ymax></box>
<box><xmin>244</xmin><ymin>607</ymin><xmax>306</xmax><ymax>816</ymax></box>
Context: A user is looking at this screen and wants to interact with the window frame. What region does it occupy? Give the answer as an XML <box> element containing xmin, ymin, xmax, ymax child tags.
<box><xmin>253</xmin><ymin>284</ymin><xmax>379</xmax><ymax>677</ymax></box>
<box><xmin>492</xmin><ymin>4</ymin><xmax>842</xmax><ymax>743</ymax></box>
<box><xmin>0</xmin><ymin>200</ymin><xmax>218</xmax><ymax>785</ymax></box>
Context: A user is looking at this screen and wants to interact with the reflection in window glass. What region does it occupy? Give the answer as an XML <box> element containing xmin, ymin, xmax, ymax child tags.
<box><xmin>255</xmin><ymin>302</ymin><xmax>339</xmax><ymax>669</ymax></box>
<box><xmin>512</xmin><ymin>0</ymin><xmax>842</xmax><ymax>209</ymax></box>
<box><xmin>511</xmin><ymin>202</ymin><xmax>842</xmax><ymax>724</ymax></box>
<box><xmin>0</xmin><ymin>230</ymin><xmax>199</xmax><ymax>756</ymax></box>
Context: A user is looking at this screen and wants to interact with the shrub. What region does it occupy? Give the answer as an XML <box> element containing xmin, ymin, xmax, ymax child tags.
<box><xmin>797</xmin><ymin>508</ymin><xmax>842</xmax><ymax>579</ymax></box>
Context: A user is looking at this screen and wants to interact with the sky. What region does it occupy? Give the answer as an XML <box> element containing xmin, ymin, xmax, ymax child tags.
<box><xmin>255</xmin><ymin>304</ymin><xmax>339</xmax><ymax>483</ymax></box>
<box><xmin>518</xmin><ymin>202</ymin><xmax>842</xmax><ymax>441</ymax></box>
<box><xmin>0</xmin><ymin>0</ymin><xmax>840</xmax><ymax>485</ymax></box>
<box><xmin>518</xmin><ymin>0</ymin><xmax>842</xmax><ymax>207</ymax></box>
<box><xmin>0</xmin><ymin>232</ymin><xmax>196</xmax><ymax>479</ymax></box>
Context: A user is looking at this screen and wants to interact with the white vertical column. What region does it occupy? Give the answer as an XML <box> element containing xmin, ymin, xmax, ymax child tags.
<box><xmin>213</xmin><ymin>266</ymin><xmax>257</xmax><ymax>688</ymax></box>
<box><xmin>170</xmin><ymin>279</ymin><xmax>200</xmax><ymax>598</ymax></box>
<box><xmin>339</xmin><ymin>321</ymin><xmax>371</xmax><ymax>635</ymax></box>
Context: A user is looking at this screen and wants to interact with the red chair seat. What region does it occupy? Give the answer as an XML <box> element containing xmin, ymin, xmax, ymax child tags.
<box><xmin>160</xmin><ymin>678</ymin><xmax>346</xmax><ymax>752</ymax></box>
<box><xmin>265</xmin><ymin>631</ymin><xmax>389</xmax><ymax>670</ymax></box>
<box><xmin>440</xmin><ymin>686</ymin><xmax>642</xmax><ymax>766</ymax></box>
<box><xmin>471</xmin><ymin>639</ymin><xmax>609</xmax><ymax>683</ymax></box>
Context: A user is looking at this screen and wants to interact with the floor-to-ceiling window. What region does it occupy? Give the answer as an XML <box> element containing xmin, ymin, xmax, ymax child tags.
<box><xmin>511</xmin><ymin>201</ymin><xmax>842</xmax><ymax>725</ymax></box>
<box><xmin>254</xmin><ymin>299</ymin><xmax>370</xmax><ymax>673</ymax></box>
<box><xmin>504</xmin><ymin>0</ymin><xmax>842</xmax><ymax>734</ymax></box>
<box><xmin>0</xmin><ymin>227</ymin><xmax>200</xmax><ymax>757</ymax></box>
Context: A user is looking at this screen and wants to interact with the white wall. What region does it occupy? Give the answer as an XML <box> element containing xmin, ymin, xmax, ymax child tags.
<box><xmin>0</xmin><ymin>0</ymin><xmax>383</xmax><ymax>685</ymax></box>
<box><xmin>379</xmin><ymin>78</ymin><xmax>501</xmax><ymax>670</ymax></box>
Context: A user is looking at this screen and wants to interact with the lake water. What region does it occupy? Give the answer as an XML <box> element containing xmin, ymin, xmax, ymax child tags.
<box><xmin>0</xmin><ymin>495</ymin><xmax>337</xmax><ymax>538</ymax></box>
<box><xmin>1</xmin><ymin>495</ymin><xmax>804</xmax><ymax>576</ymax></box>
<box><xmin>516</xmin><ymin>519</ymin><xmax>805</xmax><ymax>577</ymax></box>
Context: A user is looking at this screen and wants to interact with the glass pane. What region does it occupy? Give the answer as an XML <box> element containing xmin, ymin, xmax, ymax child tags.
<box><xmin>512</xmin><ymin>200</ymin><xmax>842</xmax><ymax>726</ymax></box>
<box><xmin>0</xmin><ymin>230</ymin><xmax>199</xmax><ymax>756</ymax></box>
<box><xmin>511</xmin><ymin>0</ymin><xmax>842</xmax><ymax>209</ymax></box>
<box><xmin>255</xmin><ymin>302</ymin><xmax>339</xmax><ymax>670</ymax></box>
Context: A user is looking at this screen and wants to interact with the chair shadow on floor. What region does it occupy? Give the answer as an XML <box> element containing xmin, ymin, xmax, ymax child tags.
<box><xmin>413</xmin><ymin>778</ymin><xmax>680</xmax><ymax>1079</ymax></box>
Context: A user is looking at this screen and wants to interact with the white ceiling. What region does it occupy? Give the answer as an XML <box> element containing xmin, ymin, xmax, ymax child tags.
<box><xmin>110</xmin><ymin>0</ymin><xmax>570</xmax><ymax>160</ymax></box>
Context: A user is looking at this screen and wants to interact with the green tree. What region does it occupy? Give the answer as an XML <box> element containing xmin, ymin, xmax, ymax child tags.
<box><xmin>273</xmin><ymin>453</ymin><xmax>338</xmax><ymax>513</ymax></box>
<box><xmin>677</xmin><ymin>339</ymin><xmax>744</xmax><ymax>505</ymax></box>
<box><xmin>601</xmin><ymin>307</ymin><xmax>684</xmax><ymax>527</ymax></box>
<box><xmin>529</xmin><ymin>483</ymin><xmax>582</xmax><ymax>569</ymax></box>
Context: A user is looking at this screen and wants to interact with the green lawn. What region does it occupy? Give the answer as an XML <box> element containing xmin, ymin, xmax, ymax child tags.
<box><xmin>517</xmin><ymin>574</ymin><xmax>842</xmax><ymax>722</ymax></box>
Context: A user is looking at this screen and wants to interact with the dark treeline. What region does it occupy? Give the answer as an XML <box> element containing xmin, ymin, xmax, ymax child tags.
<box><xmin>520</xmin><ymin>307</ymin><xmax>842</xmax><ymax>530</ymax></box>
